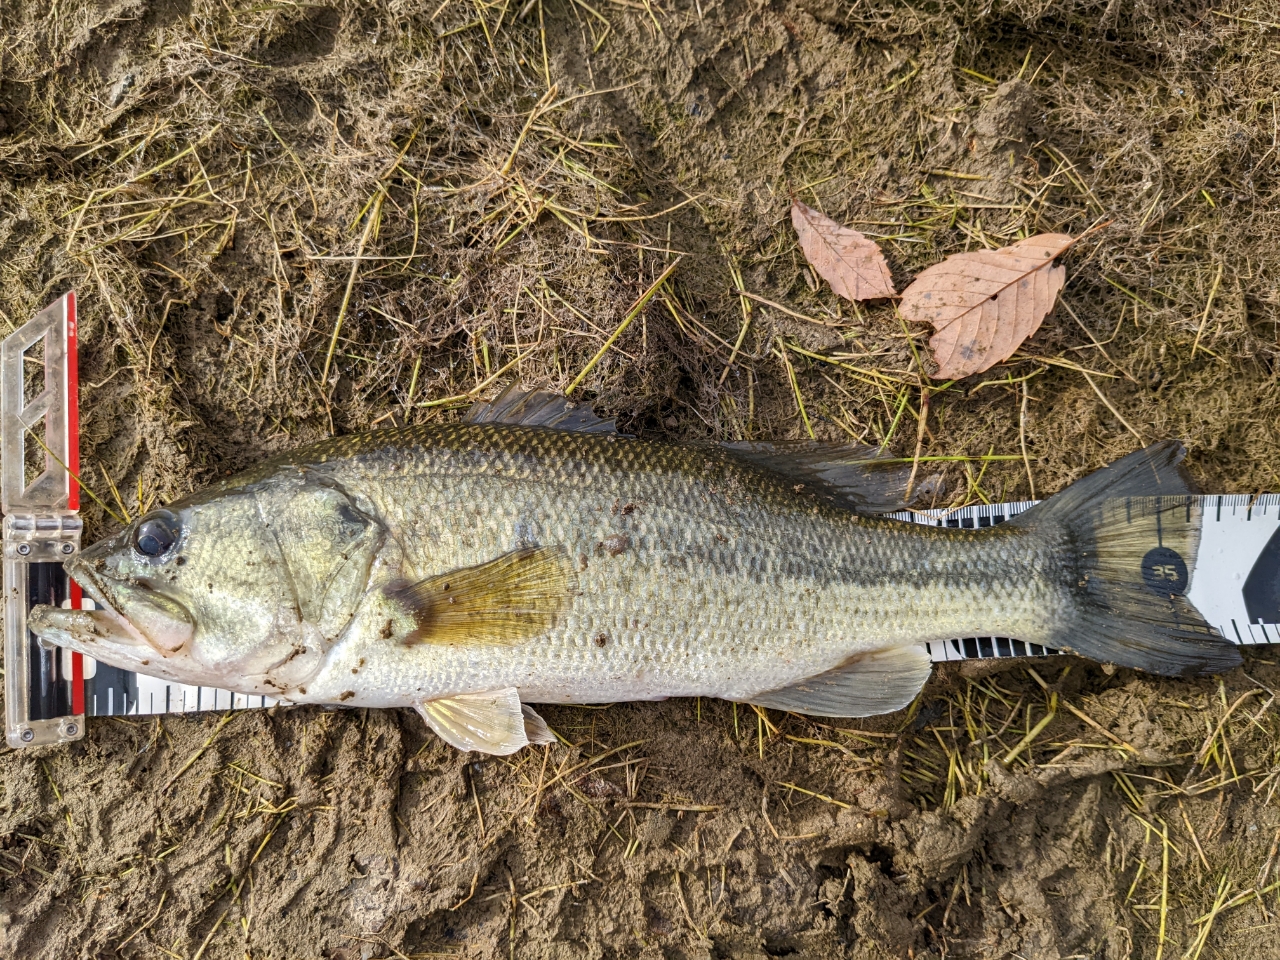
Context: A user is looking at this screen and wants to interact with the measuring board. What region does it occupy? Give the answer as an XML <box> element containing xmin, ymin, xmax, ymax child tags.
<box><xmin>3</xmin><ymin>294</ymin><xmax>1278</xmax><ymax>743</ymax></box>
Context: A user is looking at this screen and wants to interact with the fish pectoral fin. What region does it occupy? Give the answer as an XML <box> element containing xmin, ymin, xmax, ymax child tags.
<box><xmin>743</xmin><ymin>644</ymin><xmax>932</xmax><ymax>718</ymax></box>
<box><xmin>390</xmin><ymin>546</ymin><xmax>576</xmax><ymax>647</ymax></box>
<box><xmin>464</xmin><ymin>383</ymin><xmax>621</xmax><ymax>434</ymax></box>
<box><xmin>416</xmin><ymin>688</ymin><xmax>535</xmax><ymax>754</ymax></box>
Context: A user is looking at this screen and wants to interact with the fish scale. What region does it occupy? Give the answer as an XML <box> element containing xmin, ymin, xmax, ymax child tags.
<box><xmin>296</xmin><ymin>425</ymin><xmax>1065</xmax><ymax>707</ymax></box>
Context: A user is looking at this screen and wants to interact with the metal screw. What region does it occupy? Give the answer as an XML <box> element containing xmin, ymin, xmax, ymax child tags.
<box><xmin>64</xmin><ymin>723</ymin><xmax>78</xmax><ymax>737</ymax></box>
<box><xmin>15</xmin><ymin>543</ymin><xmax>30</xmax><ymax>556</ymax></box>
<box><xmin>61</xmin><ymin>542</ymin><xmax>74</xmax><ymax>555</ymax></box>
<box><xmin>20</xmin><ymin>729</ymin><xmax>34</xmax><ymax>742</ymax></box>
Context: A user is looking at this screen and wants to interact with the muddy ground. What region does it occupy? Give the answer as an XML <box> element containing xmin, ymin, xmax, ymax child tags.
<box><xmin>3</xmin><ymin>0</ymin><xmax>1280</xmax><ymax>957</ymax></box>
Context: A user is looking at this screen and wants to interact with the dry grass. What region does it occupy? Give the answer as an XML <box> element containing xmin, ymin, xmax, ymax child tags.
<box><xmin>0</xmin><ymin>0</ymin><xmax>1275</xmax><ymax>533</ymax></box>
<box><xmin>2</xmin><ymin>0</ymin><xmax>1280</xmax><ymax>957</ymax></box>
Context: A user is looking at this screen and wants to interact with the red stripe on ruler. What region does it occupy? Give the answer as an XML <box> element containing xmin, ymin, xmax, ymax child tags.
<box><xmin>66</xmin><ymin>292</ymin><xmax>84</xmax><ymax>715</ymax></box>
<box><xmin>69</xmin><ymin>579</ymin><xmax>84</xmax><ymax>716</ymax></box>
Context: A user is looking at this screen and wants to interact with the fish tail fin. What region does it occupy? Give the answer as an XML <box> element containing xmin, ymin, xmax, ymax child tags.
<box><xmin>1009</xmin><ymin>441</ymin><xmax>1242</xmax><ymax>677</ymax></box>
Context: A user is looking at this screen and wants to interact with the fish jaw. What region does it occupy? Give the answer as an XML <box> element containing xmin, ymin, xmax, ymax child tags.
<box><xmin>28</xmin><ymin>564</ymin><xmax>255</xmax><ymax>692</ymax></box>
<box><xmin>27</xmin><ymin>602</ymin><xmax>194</xmax><ymax>685</ymax></box>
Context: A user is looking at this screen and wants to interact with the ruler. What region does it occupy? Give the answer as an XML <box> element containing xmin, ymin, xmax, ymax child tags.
<box><xmin>3</xmin><ymin>294</ymin><xmax>1278</xmax><ymax>738</ymax></box>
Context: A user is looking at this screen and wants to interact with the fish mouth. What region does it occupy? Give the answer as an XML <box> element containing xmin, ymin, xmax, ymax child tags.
<box><xmin>28</xmin><ymin>559</ymin><xmax>200</xmax><ymax>683</ymax></box>
<box><xmin>29</xmin><ymin>595</ymin><xmax>157</xmax><ymax>671</ymax></box>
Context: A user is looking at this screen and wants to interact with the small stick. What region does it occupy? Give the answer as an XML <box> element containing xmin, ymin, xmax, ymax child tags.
<box><xmin>736</xmin><ymin>290</ymin><xmax>852</xmax><ymax>327</ymax></box>
<box><xmin>1059</xmin><ymin>698</ymin><xmax>1136</xmax><ymax>753</ymax></box>
<box><xmin>1156</xmin><ymin>818</ymin><xmax>1170</xmax><ymax>960</ymax></box>
<box><xmin>117</xmin><ymin>891</ymin><xmax>166</xmax><ymax>948</ymax></box>
<box><xmin>776</xmin><ymin>781</ymin><xmax>851</xmax><ymax>810</ymax></box>
<box><xmin>537</xmin><ymin>0</ymin><xmax>550</xmax><ymax>88</ymax></box>
<box><xmin>258</xmin><ymin>112</ymin><xmax>318</xmax><ymax>216</ymax></box>
<box><xmin>190</xmin><ymin>908</ymin><xmax>228</xmax><ymax>960</ymax></box>
<box><xmin>776</xmin><ymin>339</ymin><xmax>814</xmax><ymax>439</ymax></box>
<box><xmin>321</xmin><ymin>190</ymin><xmax>384</xmax><ymax>387</ymax></box>
<box><xmin>1079</xmin><ymin>369</ymin><xmax>1146</xmax><ymax>444</ymax></box>
<box><xmin>565</xmin><ymin>259</ymin><xmax>680</xmax><ymax>394</ymax></box>
<box><xmin>1002</xmin><ymin>692</ymin><xmax>1057</xmax><ymax>765</ymax></box>
<box><xmin>1177</xmin><ymin>798</ymin><xmax>1211</xmax><ymax>873</ymax></box>
<box><xmin>450</xmin><ymin>870</ymin><xmax>481</xmax><ymax>910</ymax></box>
<box><xmin>499</xmin><ymin>86</ymin><xmax>558</xmax><ymax>177</ymax></box>
<box><xmin>1191</xmin><ymin>262</ymin><xmax>1224</xmax><ymax>360</ymax></box>
<box><xmin>673</xmin><ymin>869</ymin><xmax>708</xmax><ymax>942</ymax></box>
<box><xmin>905</xmin><ymin>389</ymin><xmax>930</xmax><ymax>500</ymax></box>
<box><xmin>526</xmin><ymin>743</ymin><xmax>551</xmax><ymax>825</ymax></box>
<box><xmin>1193</xmin><ymin>689</ymin><xmax>1261</xmax><ymax>768</ymax></box>
<box><xmin>163</xmin><ymin>713</ymin><xmax>234</xmax><ymax>790</ymax></box>
<box><xmin>468</xmin><ymin>765</ymin><xmax>486</xmax><ymax>839</ymax></box>
<box><xmin>622</xmin><ymin>802</ymin><xmax>719</xmax><ymax>812</ymax></box>
<box><xmin>719</xmin><ymin>260</ymin><xmax>753</xmax><ymax>384</ymax></box>
<box><xmin>1259</xmin><ymin>827</ymin><xmax>1280</xmax><ymax>888</ymax></box>
<box><xmin>522</xmin><ymin>740</ymin><xmax>647</xmax><ymax>802</ymax></box>
<box><xmin>1019</xmin><ymin>380</ymin><xmax>1036</xmax><ymax>500</ymax></box>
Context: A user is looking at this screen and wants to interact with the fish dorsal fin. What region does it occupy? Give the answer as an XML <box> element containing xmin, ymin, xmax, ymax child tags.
<box><xmin>464</xmin><ymin>383</ymin><xmax>619</xmax><ymax>434</ymax></box>
<box><xmin>390</xmin><ymin>546</ymin><xmax>576</xmax><ymax>647</ymax></box>
<box><xmin>416</xmin><ymin>688</ymin><xmax>534</xmax><ymax>754</ymax></box>
<box><xmin>744</xmin><ymin>644</ymin><xmax>932</xmax><ymax>717</ymax></box>
<box><xmin>721</xmin><ymin>441</ymin><xmax>920</xmax><ymax>515</ymax></box>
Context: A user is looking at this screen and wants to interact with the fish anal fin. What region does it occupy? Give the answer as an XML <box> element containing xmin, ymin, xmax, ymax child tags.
<box><xmin>465</xmin><ymin>383</ymin><xmax>619</xmax><ymax>434</ymax></box>
<box><xmin>745</xmin><ymin>644</ymin><xmax>932</xmax><ymax>717</ymax></box>
<box><xmin>416</xmin><ymin>688</ymin><xmax>530</xmax><ymax>754</ymax></box>
<box><xmin>391</xmin><ymin>546</ymin><xmax>576</xmax><ymax>647</ymax></box>
<box><xmin>720</xmin><ymin>441</ymin><xmax>926</xmax><ymax>515</ymax></box>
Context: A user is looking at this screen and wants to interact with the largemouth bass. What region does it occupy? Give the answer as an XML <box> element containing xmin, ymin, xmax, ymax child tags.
<box><xmin>31</xmin><ymin>386</ymin><xmax>1241</xmax><ymax>754</ymax></box>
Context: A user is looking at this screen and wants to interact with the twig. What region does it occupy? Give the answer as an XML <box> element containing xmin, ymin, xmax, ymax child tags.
<box><xmin>905</xmin><ymin>389</ymin><xmax>930</xmax><ymax>500</ymax></box>
<box><xmin>163</xmin><ymin>713</ymin><xmax>234</xmax><ymax>790</ymax></box>
<box><xmin>737</xmin><ymin>290</ymin><xmax>852</xmax><ymax>327</ymax></box>
<box><xmin>776</xmin><ymin>339</ymin><xmax>814</xmax><ymax>439</ymax></box>
<box><xmin>1019</xmin><ymin>380</ymin><xmax>1036</xmax><ymax>499</ymax></box>
<box><xmin>719</xmin><ymin>258</ymin><xmax>752</xmax><ymax>384</ymax></box>
<box><xmin>321</xmin><ymin>189</ymin><xmax>384</xmax><ymax>388</ymax></box>
<box><xmin>1191</xmin><ymin>262</ymin><xmax>1224</xmax><ymax>360</ymax></box>
<box><xmin>1002</xmin><ymin>692</ymin><xmax>1058</xmax><ymax>765</ymax></box>
<box><xmin>1080</xmin><ymin>370</ymin><xmax>1146</xmax><ymax>444</ymax></box>
<box><xmin>565</xmin><ymin>259</ymin><xmax>680</xmax><ymax>394</ymax></box>
<box><xmin>117</xmin><ymin>892</ymin><xmax>166</xmax><ymax>948</ymax></box>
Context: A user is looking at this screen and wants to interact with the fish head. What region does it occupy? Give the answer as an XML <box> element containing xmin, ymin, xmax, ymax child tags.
<box><xmin>30</xmin><ymin>476</ymin><xmax>386</xmax><ymax>697</ymax></box>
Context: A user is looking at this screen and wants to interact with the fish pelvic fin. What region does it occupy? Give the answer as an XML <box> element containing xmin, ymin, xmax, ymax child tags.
<box><xmin>1010</xmin><ymin>441</ymin><xmax>1241</xmax><ymax>677</ymax></box>
<box><xmin>390</xmin><ymin>546</ymin><xmax>576</xmax><ymax>648</ymax></box>
<box><xmin>742</xmin><ymin>644</ymin><xmax>932</xmax><ymax>717</ymax></box>
<box><xmin>416</xmin><ymin>688</ymin><xmax>549</xmax><ymax>754</ymax></box>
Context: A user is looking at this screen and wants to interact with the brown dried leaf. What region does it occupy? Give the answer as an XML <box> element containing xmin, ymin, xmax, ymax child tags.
<box><xmin>791</xmin><ymin>200</ymin><xmax>896</xmax><ymax>301</ymax></box>
<box><xmin>899</xmin><ymin>233</ymin><xmax>1074</xmax><ymax>380</ymax></box>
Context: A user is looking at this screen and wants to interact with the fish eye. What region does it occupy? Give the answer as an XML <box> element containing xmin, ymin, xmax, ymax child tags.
<box><xmin>133</xmin><ymin>511</ymin><xmax>181</xmax><ymax>558</ymax></box>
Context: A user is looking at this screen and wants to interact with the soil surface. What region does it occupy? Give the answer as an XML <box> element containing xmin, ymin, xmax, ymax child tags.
<box><xmin>3</xmin><ymin>0</ymin><xmax>1280</xmax><ymax>958</ymax></box>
